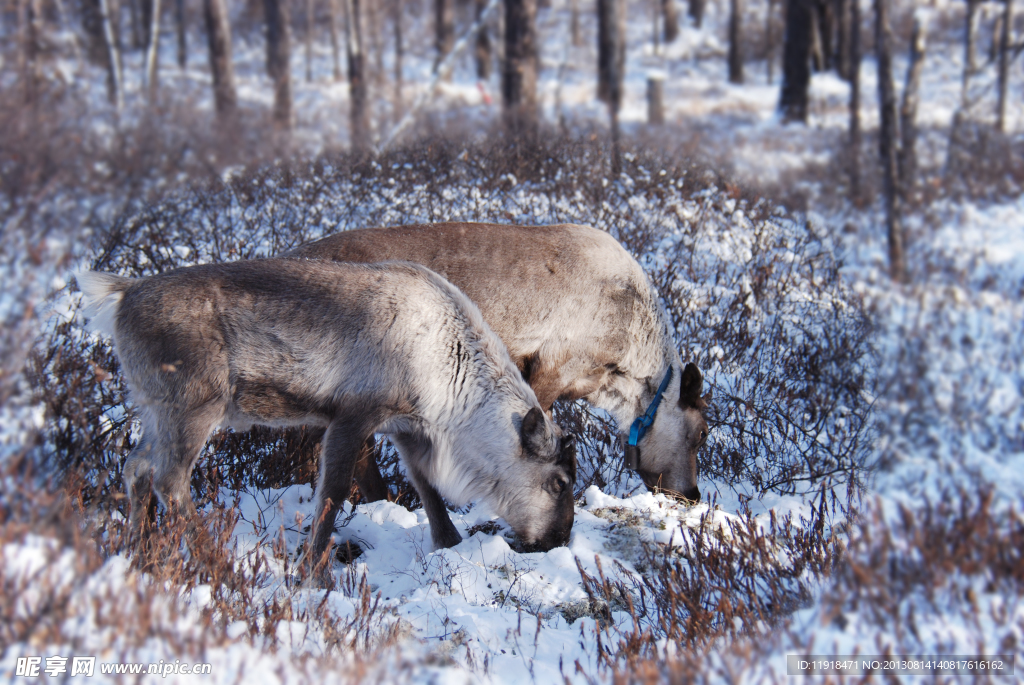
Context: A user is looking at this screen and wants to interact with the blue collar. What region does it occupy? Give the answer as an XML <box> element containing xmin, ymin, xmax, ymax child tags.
<box><xmin>627</xmin><ymin>366</ymin><xmax>673</xmax><ymax>455</ymax></box>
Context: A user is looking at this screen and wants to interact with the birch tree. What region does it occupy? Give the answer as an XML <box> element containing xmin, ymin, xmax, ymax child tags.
<box><xmin>848</xmin><ymin>0</ymin><xmax>860</xmax><ymax>196</ymax></box>
<box><xmin>345</xmin><ymin>0</ymin><xmax>370</xmax><ymax>151</ymax></box>
<box><xmin>176</xmin><ymin>0</ymin><xmax>186</xmax><ymax>68</ymax></box>
<box><xmin>475</xmin><ymin>0</ymin><xmax>492</xmax><ymax>79</ymax></box>
<box><xmin>663</xmin><ymin>0</ymin><xmax>679</xmax><ymax>42</ymax></box>
<box><xmin>899</xmin><ymin>14</ymin><xmax>926</xmax><ymax>200</ymax></box>
<box><xmin>328</xmin><ymin>0</ymin><xmax>342</xmax><ymax>80</ymax></box>
<box><xmin>393</xmin><ymin>0</ymin><xmax>403</xmax><ymax>107</ymax></box>
<box><xmin>729</xmin><ymin>0</ymin><xmax>745</xmax><ymax>83</ymax></box>
<box><xmin>997</xmin><ymin>0</ymin><xmax>1014</xmax><ymax>131</ymax></box>
<box><xmin>502</xmin><ymin>0</ymin><xmax>538</xmax><ymax>132</ymax></box>
<box><xmin>99</xmin><ymin>0</ymin><xmax>124</xmax><ymax>109</ymax></box>
<box><xmin>597</xmin><ymin>0</ymin><xmax>625</xmax><ymax>169</ymax></box>
<box><xmin>875</xmin><ymin>0</ymin><xmax>905</xmax><ymax>282</ymax></box>
<box><xmin>435</xmin><ymin>0</ymin><xmax>454</xmax><ymax>74</ymax></box>
<box><xmin>780</xmin><ymin>0</ymin><xmax>812</xmax><ymax>121</ymax></box>
<box><xmin>264</xmin><ymin>0</ymin><xmax>292</xmax><ymax>127</ymax></box>
<box><xmin>305</xmin><ymin>0</ymin><xmax>314</xmax><ymax>82</ymax></box>
<box><xmin>144</xmin><ymin>0</ymin><xmax>162</xmax><ymax>99</ymax></box>
<box><xmin>204</xmin><ymin>0</ymin><xmax>238</xmax><ymax>117</ymax></box>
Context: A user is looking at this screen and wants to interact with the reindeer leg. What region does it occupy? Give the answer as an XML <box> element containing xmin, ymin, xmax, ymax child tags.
<box><xmin>411</xmin><ymin>472</ymin><xmax>462</xmax><ymax>549</ymax></box>
<box><xmin>306</xmin><ymin>418</ymin><xmax>368</xmax><ymax>586</ymax></box>
<box><xmin>148</xmin><ymin>400</ymin><xmax>223</xmax><ymax>548</ymax></box>
<box><xmin>123</xmin><ymin>436</ymin><xmax>158</xmax><ymax>546</ymax></box>
<box><xmin>391</xmin><ymin>433</ymin><xmax>461</xmax><ymax>549</ymax></box>
<box><xmin>352</xmin><ymin>436</ymin><xmax>389</xmax><ymax>502</ymax></box>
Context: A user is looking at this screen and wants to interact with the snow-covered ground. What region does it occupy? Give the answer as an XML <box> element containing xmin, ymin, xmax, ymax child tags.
<box><xmin>2</xmin><ymin>0</ymin><xmax>1023</xmax><ymax>682</ymax></box>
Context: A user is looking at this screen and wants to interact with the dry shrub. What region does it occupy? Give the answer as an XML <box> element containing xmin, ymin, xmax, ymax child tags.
<box><xmin>942</xmin><ymin>117</ymin><xmax>1024</xmax><ymax>201</ymax></box>
<box><xmin>568</xmin><ymin>480</ymin><xmax>1022</xmax><ymax>684</ymax></box>
<box><xmin>0</xmin><ymin>452</ymin><xmax>399</xmax><ymax>675</ymax></box>
<box><xmin>571</xmin><ymin>485</ymin><xmax>846</xmax><ymax>674</ymax></box>
<box><xmin>825</xmin><ymin>484</ymin><xmax>1023</xmax><ymax>643</ymax></box>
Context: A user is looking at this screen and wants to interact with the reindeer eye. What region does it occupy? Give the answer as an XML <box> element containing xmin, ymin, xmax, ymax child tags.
<box><xmin>549</xmin><ymin>477</ymin><xmax>567</xmax><ymax>496</ymax></box>
<box><xmin>698</xmin><ymin>430</ymin><xmax>707</xmax><ymax>444</ymax></box>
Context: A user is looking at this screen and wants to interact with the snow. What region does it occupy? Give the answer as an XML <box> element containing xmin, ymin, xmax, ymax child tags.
<box><xmin>2</xmin><ymin>0</ymin><xmax>1024</xmax><ymax>681</ymax></box>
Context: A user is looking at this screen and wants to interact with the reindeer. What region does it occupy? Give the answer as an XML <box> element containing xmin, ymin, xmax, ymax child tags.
<box><xmin>283</xmin><ymin>222</ymin><xmax>709</xmax><ymax>503</ymax></box>
<box><xmin>77</xmin><ymin>259</ymin><xmax>576</xmax><ymax>572</ymax></box>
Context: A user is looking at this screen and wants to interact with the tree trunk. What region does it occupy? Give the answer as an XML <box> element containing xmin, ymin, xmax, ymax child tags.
<box><xmin>345</xmin><ymin>0</ymin><xmax>370</xmax><ymax>151</ymax></box>
<box><xmin>264</xmin><ymin>0</ymin><xmax>292</xmax><ymax>127</ymax></box>
<box><xmin>997</xmin><ymin>0</ymin><xmax>1013</xmax><ymax>132</ymax></box>
<box><xmin>305</xmin><ymin>0</ymin><xmax>314</xmax><ymax>82</ymax></box>
<box><xmin>848</xmin><ymin>0</ymin><xmax>860</xmax><ymax>197</ymax></box>
<box><xmin>328</xmin><ymin>0</ymin><xmax>342</xmax><ymax>80</ymax></box>
<box><xmin>809</xmin><ymin>1</ymin><xmax>825</xmax><ymax>70</ymax></box>
<box><xmin>728</xmin><ymin>0</ymin><xmax>744</xmax><ymax>83</ymax></box>
<box><xmin>475</xmin><ymin>0</ymin><xmax>492</xmax><ymax>79</ymax></box>
<box><xmin>597</xmin><ymin>0</ymin><xmax>612</xmax><ymax>101</ymax></box>
<box><xmin>571</xmin><ymin>0</ymin><xmax>582</xmax><ymax>46</ymax></box>
<box><xmin>145</xmin><ymin>0</ymin><xmax>162</xmax><ymax>99</ymax></box>
<box><xmin>991</xmin><ymin>14</ymin><xmax>1003</xmax><ymax>61</ymax></box>
<box><xmin>663</xmin><ymin>0</ymin><xmax>679</xmax><ymax>42</ymax></box>
<box><xmin>434</xmin><ymin>0</ymin><xmax>454</xmax><ymax>74</ymax></box>
<box><xmin>502</xmin><ymin>0</ymin><xmax>538</xmax><ymax>132</ymax></box>
<box><xmin>597</xmin><ymin>0</ymin><xmax>624</xmax><ymax>170</ymax></box>
<box><xmin>597</xmin><ymin>0</ymin><xmax>625</xmax><ymax>105</ymax></box>
<box><xmin>496</xmin><ymin>3</ymin><xmax>505</xmax><ymax>69</ymax></box>
<box><xmin>393</xmin><ymin>0</ymin><xmax>403</xmax><ymax>108</ymax></box>
<box><xmin>204</xmin><ymin>0</ymin><xmax>238</xmax><ymax>117</ymax></box>
<box><xmin>688</xmin><ymin>0</ymin><xmax>705</xmax><ymax>28</ymax></box>
<box><xmin>875</xmin><ymin>0</ymin><xmax>905</xmax><ymax>282</ymax></box>
<box><xmin>835</xmin><ymin>0</ymin><xmax>850</xmax><ymax>79</ymax></box>
<box><xmin>818</xmin><ymin>0</ymin><xmax>835</xmax><ymax>69</ymax></box>
<box><xmin>961</xmin><ymin>0</ymin><xmax>978</xmax><ymax>108</ymax></box>
<box><xmin>652</xmin><ymin>0</ymin><xmax>660</xmax><ymax>53</ymax></box>
<box><xmin>647</xmin><ymin>73</ymin><xmax>665</xmax><ymax>124</ymax></box>
<box><xmin>176</xmin><ymin>0</ymin><xmax>187</xmax><ymax>68</ymax></box>
<box><xmin>129</xmin><ymin>0</ymin><xmax>142</xmax><ymax>48</ymax></box>
<box><xmin>141</xmin><ymin>0</ymin><xmax>154</xmax><ymax>48</ymax></box>
<box><xmin>96</xmin><ymin>0</ymin><xmax>124</xmax><ymax>108</ymax></box>
<box><xmin>370</xmin><ymin>0</ymin><xmax>384</xmax><ymax>85</ymax></box>
<box><xmin>779</xmin><ymin>0</ymin><xmax>812</xmax><ymax>122</ymax></box>
<box><xmin>898</xmin><ymin>14</ymin><xmax>925</xmax><ymax>201</ymax></box>
<box><xmin>766</xmin><ymin>0</ymin><xmax>776</xmax><ymax>83</ymax></box>
<box><xmin>82</xmin><ymin>0</ymin><xmax>107</xmax><ymax>64</ymax></box>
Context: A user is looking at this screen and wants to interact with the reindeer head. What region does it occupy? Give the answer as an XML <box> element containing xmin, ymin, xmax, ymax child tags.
<box><xmin>490</xmin><ymin>407</ymin><xmax>576</xmax><ymax>552</ymax></box>
<box><xmin>629</xmin><ymin>362</ymin><xmax>709</xmax><ymax>503</ymax></box>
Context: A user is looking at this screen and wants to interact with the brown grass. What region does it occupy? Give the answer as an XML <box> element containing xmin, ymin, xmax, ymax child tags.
<box><xmin>0</xmin><ymin>451</ymin><xmax>402</xmax><ymax>680</ymax></box>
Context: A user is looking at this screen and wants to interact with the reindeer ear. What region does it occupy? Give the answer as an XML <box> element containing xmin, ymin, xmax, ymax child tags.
<box><xmin>520</xmin><ymin>407</ymin><xmax>550</xmax><ymax>457</ymax></box>
<box><xmin>560</xmin><ymin>434</ymin><xmax>578</xmax><ymax>479</ymax></box>
<box><xmin>679</xmin><ymin>363</ymin><xmax>703</xmax><ymax>408</ymax></box>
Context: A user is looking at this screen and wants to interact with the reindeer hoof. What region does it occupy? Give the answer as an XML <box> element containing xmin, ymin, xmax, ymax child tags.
<box><xmin>432</xmin><ymin>527</ymin><xmax>463</xmax><ymax>550</ymax></box>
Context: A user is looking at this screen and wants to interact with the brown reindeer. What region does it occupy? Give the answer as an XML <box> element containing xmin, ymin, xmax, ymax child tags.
<box><xmin>284</xmin><ymin>222</ymin><xmax>708</xmax><ymax>502</ymax></box>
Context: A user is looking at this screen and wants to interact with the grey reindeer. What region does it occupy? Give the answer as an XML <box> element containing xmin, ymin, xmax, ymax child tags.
<box><xmin>283</xmin><ymin>222</ymin><xmax>710</xmax><ymax>503</ymax></box>
<box><xmin>77</xmin><ymin>259</ymin><xmax>576</xmax><ymax>572</ymax></box>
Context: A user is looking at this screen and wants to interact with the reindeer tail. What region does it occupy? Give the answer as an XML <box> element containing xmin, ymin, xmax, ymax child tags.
<box><xmin>76</xmin><ymin>271</ymin><xmax>133</xmax><ymax>338</ymax></box>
